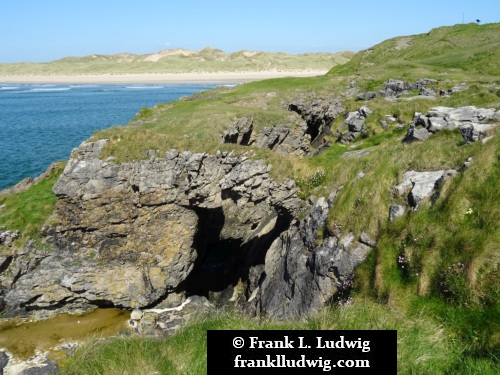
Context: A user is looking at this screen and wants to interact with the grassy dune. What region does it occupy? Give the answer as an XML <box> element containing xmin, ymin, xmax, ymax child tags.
<box><xmin>0</xmin><ymin>48</ymin><xmax>354</xmax><ymax>75</ymax></box>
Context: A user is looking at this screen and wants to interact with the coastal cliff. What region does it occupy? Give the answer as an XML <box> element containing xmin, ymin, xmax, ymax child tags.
<box><xmin>1</xmin><ymin>22</ymin><xmax>499</xmax><ymax>374</ymax></box>
<box><xmin>2</xmin><ymin>137</ymin><xmax>370</xmax><ymax>323</ymax></box>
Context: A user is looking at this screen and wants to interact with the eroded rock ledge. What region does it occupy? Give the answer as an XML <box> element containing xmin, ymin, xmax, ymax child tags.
<box><xmin>1</xmin><ymin>139</ymin><xmax>368</xmax><ymax>323</ymax></box>
<box><xmin>221</xmin><ymin>97</ymin><xmax>344</xmax><ymax>155</ymax></box>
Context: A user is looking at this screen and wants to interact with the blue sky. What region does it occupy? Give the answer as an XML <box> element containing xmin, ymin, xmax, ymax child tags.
<box><xmin>1</xmin><ymin>0</ymin><xmax>498</xmax><ymax>63</ymax></box>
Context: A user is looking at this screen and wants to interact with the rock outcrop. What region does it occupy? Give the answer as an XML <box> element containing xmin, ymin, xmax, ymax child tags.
<box><xmin>221</xmin><ymin>117</ymin><xmax>310</xmax><ymax>156</ymax></box>
<box><xmin>0</xmin><ymin>138</ymin><xmax>371</xmax><ymax>323</ymax></box>
<box><xmin>405</xmin><ymin>106</ymin><xmax>498</xmax><ymax>143</ymax></box>
<box><xmin>132</xmin><ymin>295</ymin><xmax>216</xmax><ymax>337</ymax></box>
<box><xmin>393</xmin><ymin>169</ymin><xmax>457</xmax><ymax>210</ymax></box>
<box><xmin>249</xmin><ymin>192</ymin><xmax>372</xmax><ymax>319</ymax></box>
<box><xmin>337</xmin><ymin>106</ymin><xmax>372</xmax><ymax>144</ymax></box>
<box><xmin>221</xmin><ymin>98</ymin><xmax>344</xmax><ymax>155</ymax></box>
<box><xmin>0</xmin><ymin>351</ymin><xmax>59</xmax><ymax>375</ymax></box>
<box><xmin>1</xmin><ymin>139</ymin><xmax>301</xmax><ymax>317</ymax></box>
<box><xmin>287</xmin><ymin>97</ymin><xmax>344</xmax><ymax>148</ymax></box>
<box><xmin>356</xmin><ymin>78</ymin><xmax>437</xmax><ymax>101</ymax></box>
<box><xmin>221</xmin><ymin>117</ymin><xmax>254</xmax><ymax>146</ymax></box>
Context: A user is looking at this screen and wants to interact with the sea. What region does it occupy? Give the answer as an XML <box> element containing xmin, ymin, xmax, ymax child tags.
<box><xmin>0</xmin><ymin>83</ymin><xmax>220</xmax><ymax>190</ymax></box>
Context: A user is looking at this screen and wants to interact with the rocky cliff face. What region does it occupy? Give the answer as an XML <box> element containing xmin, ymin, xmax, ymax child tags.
<box><xmin>1</xmin><ymin>139</ymin><xmax>367</xmax><ymax>322</ymax></box>
<box><xmin>254</xmin><ymin>193</ymin><xmax>372</xmax><ymax>320</ymax></box>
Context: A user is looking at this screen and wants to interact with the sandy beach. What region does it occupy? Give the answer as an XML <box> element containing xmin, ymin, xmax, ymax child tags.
<box><xmin>0</xmin><ymin>70</ymin><xmax>328</xmax><ymax>84</ymax></box>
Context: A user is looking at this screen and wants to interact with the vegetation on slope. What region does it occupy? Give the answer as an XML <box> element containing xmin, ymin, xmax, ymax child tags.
<box><xmin>0</xmin><ymin>48</ymin><xmax>354</xmax><ymax>75</ymax></box>
<box><xmin>1</xmin><ymin>23</ymin><xmax>499</xmax><ymax>373</ymax></box>
<box><xmin>85</xmin><ymin>22</ymin><xmax>500</xmax><ymax>373</ymax></box>
<box><xmin>0</xmin><ymin>163</ymin><xmax>64</xmax><ymax>249</ymax></box>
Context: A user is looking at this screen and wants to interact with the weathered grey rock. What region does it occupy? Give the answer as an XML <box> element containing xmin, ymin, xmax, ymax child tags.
<box><xmin>135</xmin><ymin>295</ymin><xmax>215</xmax><ymax>337</ymax></box>
<box><xmin>338</xmin><ymin>106</ymin><xmax>371</xmax><ymax>144</ymax></box>
<box><xmin>394</xmin><ymin>170</ymin><xmax>457</xmax><ymax>209</ymax></box>
<box><xmin>416</xmin><ymin>78</ymin><xmax>437</xmax><ymax>87</ymax></box>
<box><xmin>406</xmin><ymin>126</ymin><xmax>431</xmax><ymax>142</ymax></box>
<box><xmin>221</xmin><ymin>117</ymin><xmax>255</xmax><ymax>145</ymax></box>
<box><xmin>300</xmin><ymin>196</ymin><xmax>330</xmax><ymax>249</ymax></box>
<box><xmin>379</xmin><ymin>79</ymin><xmax>417</xmax><ymax>98</ymax></box>
<box><xmin>287</xmin><ymin>97</ymin><xmax>344</xmax><ymax>148</ymax></box>
<box><xmin>2</xmin><ymin>351</ymin><xmax>58</xmax><ymax>375</ymax></box>
<box><xmin>463</xmin><ymin>157</ymin><xmax>474</xmax><ymax>168</ymax></box>
<box><xmin>356</xmin><ymin>91</ymin><xmax>377</xmax><ymax>101</ymax></box>
<box><xmin>0</xmin><ymin>351</ymin><xmax>9</xmax><ymax>372</ymax></box>
<box><xmin>451</xmin><ymin>82</ymin><xmax>467</xmax><ymax>93</ymax></box>
<box><xmin>253</xmin><ymin>189</ymin><xmax>370</xmax><ymax>319</ymax></box>
<box><xmin>419</xmin><ymin>87</ymin><xmax>436</xmax><ymax>97</ymax></box>
<box><xmin>221</xmin><ymin>117</ymin><xmax>311</xmax><ymax>156</ymax></box>
<box><xmin>340</xmin><ymin>149</ymin><xmax>373</xmax><ymax>158</ymax></box>
<box><xmin>356</xmin><ymin>78</ymin><xmax>436</xmax><ymax>101</ymax></box>
<box><xmin>130</xmin><ymin>308</ymin><xmax>144</xmax><ymax>320</ymax></box>
<box><xmin>2</xmin><ymin>140</ymin><xmax>301</xmax><ymax>317</ymax></box>
<box><xmin>359</xmin><ymin>232</ymin><xmax>376</xmax><ymax>247</ymax></box>
<box><xmin>19</xmin><ymin>359</ymin><xmax>59</xmax><ymax>375</ymax></box>
<box><xmin>428</xmin><ymin>106</ymin><xmax>497</xmax><ymax>124</ymax></box>
<box><xmin>427</xmin><ymin>117</ymin><xmax>449</xmax><ymax>132</ymax></box>
<box><xmin>461</xmin><ymin>123</ymin><xmax>494</xmax><ymax>143</ymax></box>
<box><xmin>253</xmin><ymin>125</ymin><xmax>310</xmax><ymax>156</ymax></box>
<box><xmin>389</xmin><ymin>203</ymin><xmax>406</xmax><ymax>220</ymax></box>
<box><xmin>405</xmin><ymin>106</ymin><xmax>498</xmax><ymax>142</ymax></box>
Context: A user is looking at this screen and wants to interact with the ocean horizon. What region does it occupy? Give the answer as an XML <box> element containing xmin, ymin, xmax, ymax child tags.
<box><xmin>0</xmin><ymin>83</ymin><xmax>218</xmax><ymax>190</ymax></box>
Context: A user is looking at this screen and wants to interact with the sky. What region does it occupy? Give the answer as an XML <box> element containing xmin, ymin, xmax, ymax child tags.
<box><xmin>1</xmin><ymin>0</ymin><xmax>499</xmax><ymax>63</ymax></box>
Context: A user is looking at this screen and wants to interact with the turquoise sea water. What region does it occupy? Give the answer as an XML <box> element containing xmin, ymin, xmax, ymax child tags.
<box><xmin>0</xmin><ymin>83</ymin><xmax>218</xmax><ymax>190</ymax></box>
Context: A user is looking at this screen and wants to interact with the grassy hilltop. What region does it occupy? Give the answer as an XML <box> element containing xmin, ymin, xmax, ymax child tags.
<box><xmin>0</xmin><ymin>48</ymin><xmax>353</xmax><ymax>75</ymax></box>
<box><xmin>1</xmin><ymin>23</ymin><xmax>500</xmax><ymax>374</ymax></box>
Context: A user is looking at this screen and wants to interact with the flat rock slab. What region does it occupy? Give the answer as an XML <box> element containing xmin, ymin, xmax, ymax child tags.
<box><xmin>395</xmin><ymin>169</ymin><xmax>457</xmax><ymax>208</ymax></box>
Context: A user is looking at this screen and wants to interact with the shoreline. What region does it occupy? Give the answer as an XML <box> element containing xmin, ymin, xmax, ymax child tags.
<box><xmin>0</xmin><ymin>70</ymin><xmax>328</xmax><ymax>84</ymax></box>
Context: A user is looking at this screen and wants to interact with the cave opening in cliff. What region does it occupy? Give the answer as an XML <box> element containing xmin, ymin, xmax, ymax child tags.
<box><xmin>306</xmin><ymin>119</ymin><xmax>322</xmax><ymax>145</ymax></box>
<box><xmin>182</xmin><ymin>206</ymin><xmax>291</xmax><ymax>303</ymax></box>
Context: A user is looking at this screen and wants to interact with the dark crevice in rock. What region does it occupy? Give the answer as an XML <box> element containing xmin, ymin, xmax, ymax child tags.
<box><xmin>0</xmin><ymin>255</ymin><xmax>13</xmax><ymax>274</ymax></box>
<box><xmin>19</xmin><ymin>294</ymin><xmax>43</xmax><ymax>309</ymax></box>
<box><xmin>11</xmin><ymin>268</ymin><xmax>26</xmax><ymax>286</ymax></box>
<box><xmin>189</xmin><ymin>237</ymin><xmax>244</xmax><ymax>295</ymax></box>
<box><xmin>181</xmin><ymin>206</ymin><xmax>292</xmax><ymax>304</ymax></box>
<box><xmin>88</xmin><ymin>299</ymin><xmax>116</xmax><ymax>308</ymax></box>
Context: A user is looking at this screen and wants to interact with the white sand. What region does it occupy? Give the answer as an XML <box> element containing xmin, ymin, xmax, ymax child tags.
<box><xmin>0</xmin><ymin>70</ymin><xmax>328</xmax><ymax>84</ymax></box>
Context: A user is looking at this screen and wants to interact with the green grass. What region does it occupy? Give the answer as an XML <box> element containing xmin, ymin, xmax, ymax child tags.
<box><xmin>0</xmin><ymin>162</ymin><xmax>64</xmax><ymax>249</ymax></box>
<box><xmin>61</xmin><ymin>300</ymin><xmax>499</xmax><ymax>375</ymax></box>
<box><xmin>328</xmin><ymin>23</ymin><xmax>500</xmax><ymax>81</ymax></box>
